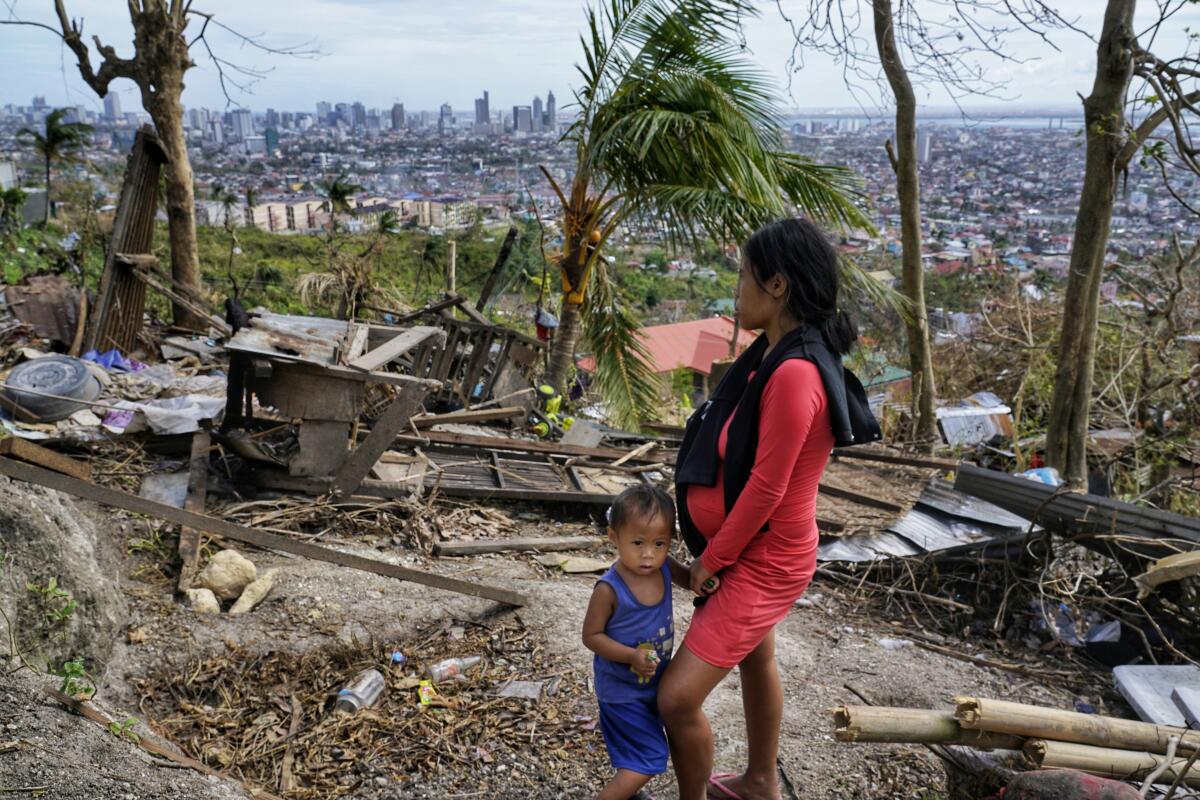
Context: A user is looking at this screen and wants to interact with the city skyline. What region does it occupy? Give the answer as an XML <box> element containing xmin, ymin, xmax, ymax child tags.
<box><xmin>4</xmin><ymin>1</ymin><xmax>1200</xmax><ymax>118</ymax></box>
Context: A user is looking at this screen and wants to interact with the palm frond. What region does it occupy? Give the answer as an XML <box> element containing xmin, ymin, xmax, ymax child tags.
<box><xmin>295</xmin><ymin>272</ymin><xmax>341</xmax><ymax>308</ymax></box>
<box><xmin>838</xmin><ymin>255</ymin><xmax>909</xmax><ymax>320</ymax></box>
<box><xmin>581</xmin><ymin>259</ymin><xmax>661</xmax><ymax>430</ymax></box>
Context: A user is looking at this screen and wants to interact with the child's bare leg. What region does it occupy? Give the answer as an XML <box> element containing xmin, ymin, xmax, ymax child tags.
<box><xmin>595</xmin><ymin>768</ymin><xmax>652</xmax><ymax>800</ymax></box>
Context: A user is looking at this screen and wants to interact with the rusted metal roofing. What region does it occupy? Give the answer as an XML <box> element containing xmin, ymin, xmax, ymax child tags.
<box><xmin>1</xmin><ymin>275</ymin><xmax>84</xmax><ymax>347</ymax></box>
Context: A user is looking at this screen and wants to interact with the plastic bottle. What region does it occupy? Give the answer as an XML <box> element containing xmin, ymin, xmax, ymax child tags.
<box><xmin>334</xmin><ymin>668</ymin><xmax>385</xmax><ymax>714</ymax></box>
<box><xmin>425</xmin><ymin>656</ymin><xmax>482</xmax><ymax>683</ymax></box>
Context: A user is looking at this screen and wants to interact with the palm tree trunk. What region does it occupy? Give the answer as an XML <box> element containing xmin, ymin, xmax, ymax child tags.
<box><xmin>873</xmin><ymin>0</ymin><xmax>938</xmax><ymax>451</ymax></box>
<box><xmin>1046</xmin><ymin>0</ymin><xmax>1137</xmax><ymax>488</ymax></box>
<box><xmin>545</xmin><ymin>300</ymin><xmax>582</xmax><ymax>392</ymax></box>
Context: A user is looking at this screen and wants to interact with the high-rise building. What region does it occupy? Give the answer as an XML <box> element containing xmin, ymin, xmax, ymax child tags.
<box><xmin>917</xmin><ymin>129</ymin><xmax>932</xmax><ymax>164</ymax></box>
<box><xmin>474</xmin><ymin>91</ymin><xmax>490</xmax><ymax>127</ymax></box>
<box><xmin>265</xmin><ymin>108</ymin><xmax>279</xmax><ymax>128</ymax></box>
<box><xmin>316</xmin><ymin>101</ymin><xmax>332</xmax><ymax>124</ymax></box>
<box><xmin>103</xmin><ymin>92</ymin><xmax>122</xmax><ymax>121</ymax></box>
<box><xmin>334</xmin><ymin>103</ymin><xmax>349</xmax><ymax>125</ymax></box>
<box><xmin>545</xmin><ymin>90</ymin><xmax>556</xmax><ymax>132</ymax></box>
<box><xmin>264</xmin><ymin>127</ymin><xmax>280</xmax><ymax>153</ymax></box>
<box><xmin>391</xmin><ymin>102</ymin><xmax>405</xmax><ymax>131</ymax></box>
<box><xmin>438</xmin><ymin>103</ymin><xmax>454</xmax><ymax>134</ymax></box>
<box><xmin>231</xmin><ymin>108</ymin><xmax>254</xmax><ymax>141</ymax></box>
<box><xmin>281</xmin><ymin>111</ymin><xmax>294</xmax><ymax>129</ymax></box>
<box><xmin>207</xmin><ymin>119</ymin><xmax>224</xmax><ymax>144</ymax></box>
<box><xmin>531</xmin><ymin>96</ymin><xmax>543</xmax><ymax>132</ymax></box>
<box><xmin>512</xmin><ymin>105</ymin><xmax>533</xmax><ymax>133</ymax></box>
<box><xmin>351</xmin><ymin>102</ymin><xmax>366</xmax><ymax>128</ymax></box>
<box><xmin>31</xmin><ymin>96</ymin><xmax>48</xmax><ymax>110</ymax></box>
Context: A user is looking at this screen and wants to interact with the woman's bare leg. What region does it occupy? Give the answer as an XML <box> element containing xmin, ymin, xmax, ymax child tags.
<box><xmin>712</xmin><ymin>630</ymin><xmax>783</xmax><ymax>799</ymax></box>
<box><xmin>657</xmin><ymin>644</ymin><xmax>730</xmax><ymax>800</ymax></box>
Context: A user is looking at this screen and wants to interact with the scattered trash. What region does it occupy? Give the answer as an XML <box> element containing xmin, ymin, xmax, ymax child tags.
<box><xmin>4</xmin><ymin>354</ymin><xmax>102</xmax><ymax>421</ymax></box>
<box><xmin>416</xmin><ymin>680</ymin><xmax>439</xmax><ymax>706</ymax></box>
<box><xmin>495</xmin><ymin>680</ymin><xmax>543</xmax><ymax>700</ymax></box>
<box><xmin>876</xmin><ymin>637</ymin><xmax>913</xmax><ymax>651</ymax></box>
<box><xmin>390</xmin><ymin>650</ymin><xmax>407</xmax><ymax>666</ymax></box>
<box><xmin>426</xmin><ymin>655</ymin><xmax>482</xmax><ymax>684</ymax></box>
<box><xmin>334</xmin><ymin>668</ymin><xmax>386</xmax><ymax>715</ymax></box>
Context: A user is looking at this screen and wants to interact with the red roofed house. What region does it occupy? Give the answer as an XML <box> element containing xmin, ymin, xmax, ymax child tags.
<box><xmin>579</xmin><ymin>315</ymin><xmax>757</xmax><ymax>403</ymax></box>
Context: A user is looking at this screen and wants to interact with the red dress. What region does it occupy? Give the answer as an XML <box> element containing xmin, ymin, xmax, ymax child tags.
<box><xmin>683</xmin><ymin>358</ymin><xmax>833</xmax><ymax>668</ymax></box>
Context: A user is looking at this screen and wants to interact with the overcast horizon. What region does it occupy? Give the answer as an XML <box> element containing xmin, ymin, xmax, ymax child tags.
<box><xmin>2</xmin><ymin>1</ymin><xmax>1198</xmax><ymax>118</ymax></box>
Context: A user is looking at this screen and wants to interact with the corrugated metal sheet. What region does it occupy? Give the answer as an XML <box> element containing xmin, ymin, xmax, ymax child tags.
<box><xmin>818</xmin><ymin>477</ymin><xmax>1037</xmax><ymax>563</ymax></box>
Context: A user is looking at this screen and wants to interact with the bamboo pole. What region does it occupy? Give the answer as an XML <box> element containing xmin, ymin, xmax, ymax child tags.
<box><xmin>1025</xmin><ymin>740</ymin><xmax>1200</xmax><ymax>788</ymax></box>
<box><xmin>955</xmin><ymin>697</ymin><xmax>1200</xmax><ymax>756</ymax></box>
<box><xmin>831</xmin><ymin>705</ymin><xmax>1023</xmax><ymax>749</ymax></box>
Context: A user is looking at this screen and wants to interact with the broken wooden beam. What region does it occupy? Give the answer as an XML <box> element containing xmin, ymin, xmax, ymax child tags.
<box><xmin>348</xmin><ymin>326</ymin><xmax>443</xmax><ymax>372</ymax></box>
<box><xmin>831</xmin><ymin>705</ymin><xmax>1023</xmax><ymax>749</ymax></box>
<box><xmin>833</xmin><ymin>448</ymin><xmax>959</xmax><ymax>471</ymax></box>
<box><xmin>0</xmin><ymin>456</ymin><xmax>527</xmax><ymax>607</ymax></box>
<box><xmin>44</xmin><ymin>688</ymin><xmax>283</xmax><ymax>800</ymax></box>
<box><xmin>176</xmin><ymin>429</ymin><xmax>210</xmax><ymax>593</ymax></box>
<box><xmin>396</xmin><ymin>430</ymin><xmax>676</xmax><ymax>465</ymax></box>
<box><xmin>0</xmin><ymin>437</ymin><xmax>91</xmax><ymax>480</ymax></box>
<box><xmin>332</xmin><ymin>382</ymin><xmax>430</xmax><ymax>497</ymax></box>
<box><xmin>817</xmin><ymin>482</ymin><xmax>904</xmax><ymax>513</ymax></box>
<box><xmin>411</xmin><ymin>406</ymin><xmax>525</xmax><ymax>429</ymax></box>
<box><xmin>434</xmin><ymin>535</ymin><xmax>601</xmax><ymax>557</ymax></box>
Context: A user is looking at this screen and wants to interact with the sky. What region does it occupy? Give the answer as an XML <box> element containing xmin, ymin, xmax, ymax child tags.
<box><xmin>1</xmin><ymin>0</ymin><xmax>1198</xmax><ymax>118</ymax></box>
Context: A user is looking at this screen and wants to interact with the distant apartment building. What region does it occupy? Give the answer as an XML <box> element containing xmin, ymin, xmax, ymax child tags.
<box><xmin>351</xmin><ymin>102</ymin><xmax>367</xmax><ymax>129</ymax></box>
<box><xmin>103</xmin><ymin>92</ymin><xmax>122</xmax><ymax>121</ymax></box>
<box><xmin>244</xmin><ymin>202</ymin><xmax>288</xmax><ymax>232</ymax></box>
<box><xmin>391</xmin><ymin>102</ymin><xmax>405</xmax><ymax>131</ymax></box>
<box><xmin>545</xmin><ymin>90</ymin><xmax>556</xmax><ymax>131</ymax></box>
<box><xmin>316</xmin><ymin>101</ymin><xmax>332</xmax><ymax>123</ymax></box>
<box><xmin>438</xmin><ymin>103</ymin><xmax>454</xmax><ymax>135</ymax></box>
<box><xmin>244</xmin><ymin>135</ymin><xmax>267</xmax><ymax>155</ymax></box>
<box><xmin>231</xmin><ymin>109</ymin><xmax>254</xmax><ymax>141</ymax></box>
<box><xmin>532</xmin><ymin>96</ymin><xmax>543</xmax><ymax>132</ymax></box>
<box><xmin>917</xmin><ymin>130</ymin><xmax>932</xmax><ymax>164</ymax></box>
<box><xmin>287</xmin><ymin>200</ymin><xmax>324</xmax><ymax>231</ymax></box>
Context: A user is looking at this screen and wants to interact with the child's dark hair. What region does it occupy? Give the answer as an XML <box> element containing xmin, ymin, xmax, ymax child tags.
<box><xmin>607</xmin><ymin>484</ymin><xmax>675</xmax><ymax>535</ymax></box>
<box><xmin>743</xmin><ymin>216</ymin><xmax>857</xmax><ymax>356</ymax></box>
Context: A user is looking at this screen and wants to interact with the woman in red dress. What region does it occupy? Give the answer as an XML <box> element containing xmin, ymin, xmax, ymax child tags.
<box><xmin>659</xmin><ymin>218</ymin><xmax>867</xmax><ymax>800</ymax></box>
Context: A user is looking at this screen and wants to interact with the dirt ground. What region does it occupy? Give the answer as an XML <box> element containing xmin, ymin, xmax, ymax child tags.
<box><xmin>1</xmin><ymin>496</ymin><xmax>1115</xmax><ymax>800</ymax></box>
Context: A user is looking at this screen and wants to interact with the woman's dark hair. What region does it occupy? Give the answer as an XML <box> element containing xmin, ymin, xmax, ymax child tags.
<box><xmin>743</xmin><ymin>217</ymin><xmax>857</xmax><ymax>356</ymax></box>
<box><xmin>607</xmin><ymin>484</ymin><xmax>675</xmax><ymax>535</ymax></box>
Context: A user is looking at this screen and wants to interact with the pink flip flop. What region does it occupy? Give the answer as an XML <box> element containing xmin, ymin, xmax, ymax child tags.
<box><xmin>707</xmin><ymin>772</ymin><xmax>746</xmax><ymax>800</ymax></box>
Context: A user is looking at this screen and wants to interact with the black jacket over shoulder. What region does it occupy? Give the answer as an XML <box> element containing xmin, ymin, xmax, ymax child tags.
<box><xmin>674</xmin><ymin>325</ymin><xmax>881</xmax><ymax>559</ymax></box>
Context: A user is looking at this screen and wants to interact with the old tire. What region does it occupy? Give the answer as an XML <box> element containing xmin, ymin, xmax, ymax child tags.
<box><xmin>5</xmin><ymin>355</ymin><xmax>102</xmax><ymax>421</ymax></box>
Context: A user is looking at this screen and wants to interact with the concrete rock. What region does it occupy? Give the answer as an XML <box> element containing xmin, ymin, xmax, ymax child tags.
<box><xmin>0</xmin><ymin>475</ymin><xmax>126</xmax><ymax>677</ymax></box>
<box><xmin>229</xmin><ymin>570</ymin><xmax>276</xmax><ymax>614</ymax></box>
<box><xmin>184</xmin><ymin>588</ymin><xmax>220</xmax><ymax>614</ymax></box>
<box><xmin>198</xmin><ymin>550</ymin><xmax>257</xmax><ymax>600</ymax></box>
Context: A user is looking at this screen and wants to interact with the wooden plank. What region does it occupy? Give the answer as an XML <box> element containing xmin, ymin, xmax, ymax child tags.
<box><xmin>44</xmin><ymin>688</ymin><xmax>283</xmax><ymax>800</ymax></box>
<box><xmin>0</xmin><ymin>437</ymin><xmax>91</xmax><ymax>480</ymax></box>
<box><xmin>818</xmin><ymin>482</ymin><xmax>905</xmax><ymax>513</ymax></box>
<box><xmin>480</xmin><ymin>334</ymin><xmax>514</xmax><ymax>400</ymax></box>
<box><xmin>833</xmin><ymin>448</ymin><xmax>959</xmax><ymax>471</ymax></box>
<box><xmin>426</xmin><ymin>483</ymin><xmax>610</xmax><ymax>505</ymax></box>
<box><xmin>331</xmin><ymin>382</ymin><xmax>430</xmax><ymax>496</ymax></box>
<box><xmin>349</xmin><ymin>326</ymin><xmax>443</xmax><ymax>372</ymax></box>
<box><xmin>435</xmin><ymin>535</ymin><xmax>600</xmax><ymax>557</ymax></box>
<box><xmin>340</xmin><ymin>322</ymin><xmax>370</xmax><ymax>364</ymax></box>
<box><xmin>459</xmin><ymin>329</ymin><xmax>496</xmax><ymax>404</ymax></box>
<box><xmin>0</xmin><ymin>457</ymin><xmax>528</xmax><ymax>607</ymax></box>
<box><xmin>273</xmin><ymin>359</ymin><xmax>443</xmax><ymax>391</ymax></box>
<box><xmin>128</xmin><ymin>266</ymin><xmax>232</xmax><ymax>337</ymax></box>
<box><xmin>397</xmin><ymin>430</ymin><xmax>676</xmax><ymax>464</ymax></box>
<box><xmin>176</xmin><ymin>430</ymin><xmax>210</xmax><ymax>593</ymax></box>
<box><xmin>490</xmin><ymin>450</ymin><xmax>506</xmax><ymax>489</ymax></box>
<box><xmin>412</xmin><ymin>406</ymin><xmax>524</xmax><ymax>429</ymax></box>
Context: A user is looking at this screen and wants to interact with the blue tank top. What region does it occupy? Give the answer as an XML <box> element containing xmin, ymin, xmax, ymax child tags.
<box><xmin>593</xmin><ymin>562</ymin><xmax>674</xmax><ymax>703</ymax></box>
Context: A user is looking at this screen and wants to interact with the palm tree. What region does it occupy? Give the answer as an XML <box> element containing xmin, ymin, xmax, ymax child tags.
<box><xmin>541</xmin><ymin>0</ymin><xmax>870</xmax><ymax>426</ymax></box>
<box><xmin>243</xmin><ymin>186</ymin><xmax>258</xmax><ymax>228</ymax></box>
<box><xmin>298</xmin><ymin>199</ymin><xmax>397</xmax><ymax>320</ymax></box>
<box><xmin>17</xmin><ymin>108</ymin><xmax>93</xmax><ymax>226</ymax></box>
<box><xmin>317</xmin><ymin>174</ymin><xmax>362</xmax><ymax>233</ymax></box>
<box><xmin>211</xmin><ymin>184</ymin><xmax>242</xmax><ymax>296</ymax></box>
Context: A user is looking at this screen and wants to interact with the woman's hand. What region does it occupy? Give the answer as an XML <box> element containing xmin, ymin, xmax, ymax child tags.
<box><xmin>689</xmin><ymin>559</ymin><xmax>719</xmax><ymax>596</ymax></box>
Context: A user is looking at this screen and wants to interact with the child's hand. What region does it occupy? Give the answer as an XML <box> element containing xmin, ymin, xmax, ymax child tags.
<box><xmin>630</xmin><ymin>647</ymin><xmax>659</xmax><ymax>679</ymax></box>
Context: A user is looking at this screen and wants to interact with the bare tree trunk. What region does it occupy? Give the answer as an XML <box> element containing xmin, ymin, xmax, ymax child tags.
<box><xmin>150</xmin><ymin>90</ymin><xmax>205</xmax><ymax>329</ymax></box>
<box><xmin>44</xmin><ymin>155</ymin><xmax>51</xmax><ymax>225</ymax></box>
<box><xmin>873</xmin><ymin>0</ymin><xmax>938</xmax><ymax>451</ymax></box>
<box><xmin>1045</xmin><ymin>0</ymin><xmax>1137</xmax><ymax>488</ymax></box>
